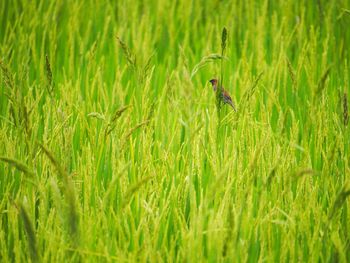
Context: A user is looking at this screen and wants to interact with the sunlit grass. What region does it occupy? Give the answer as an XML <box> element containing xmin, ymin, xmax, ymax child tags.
<box><xmin>1</xmin><ymin>0</ymin><xmax>350</xmax><ymax>262</ymax></box>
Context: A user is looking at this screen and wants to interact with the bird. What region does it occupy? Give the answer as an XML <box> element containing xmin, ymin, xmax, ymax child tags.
<box><xmin>209</xmin><ymin>79</ymin><xmax>237</xmax><ymax>112</ymax></box>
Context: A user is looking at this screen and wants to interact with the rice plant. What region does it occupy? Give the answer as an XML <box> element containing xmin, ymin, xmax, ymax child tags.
<box><xmin>1</xmin><ymin>0</ymin><xmax>350</xmax><ymax>262</ymax></box>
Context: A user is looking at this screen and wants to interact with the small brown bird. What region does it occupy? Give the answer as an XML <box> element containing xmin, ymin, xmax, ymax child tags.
<box><xmin>209</xmin><ymin>79</ymin><xmax>237</xmax><ymax>111</ymax></box>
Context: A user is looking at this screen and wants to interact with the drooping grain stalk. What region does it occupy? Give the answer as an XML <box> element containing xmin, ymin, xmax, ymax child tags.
<box><xmin>0</xmin><ymin>60</ymin><xmax>32</xmax><ymax>139</ymax></box>
<box><xmin>0</xmin><ymin>156</ymin><xmax>35</xmax><ymax>177</ymax></box>
<box><xmin>116</xmin><ymin>36</ymin><xmax>136</xmax><ymax>69</ymax></box>
<box><xmin>315</xmin><ymin>65</ymin><xmax>332</xmax><ymax>97</ymax></box>
<box><xmin>104</xmin><ymin>105</ymin><xmax>130</xmax><ymax>137</ymax></box>
<box><xmin>190</xmin><ymin>54</ymin><xmax>226</xmax><ymax>79</ymax></box>
<box><xmin>238</xmin><ymin>71</ymin><xmax>264</xmax><ymax>113</ymax></box>
<box><xmin>0</xmin><ymin>60</ymin><xmax>19</xmax><ymax>127</ymax></box>
<box><xmin>343</xmin><ymin>92</ymin><xmax>348</xmax><ymax>126</ymax></box>
<box><xmin>141</xmin><ymin>52</ymin><xmax>155</xmax><ymax>84</ymax></box>
<box><xmin>328</xmin><ymin>181</ymin><xmax>350</xmax><ymax>221</ymax></box>
<box><xmin>18</xmin><ymin>203</ymin><xmax>40</xmax><ymax>263</ymax></box>
<box><xmin>45</xmin><ymin>54</ymin><xmax>54</xmax><ymax>96</ymax></box>
<box><xmin>38</xmin><ymin>142</ymin><xmax>79</xmax><ymax>245</ymax></box>
<box><xmin>286</xmin><ymin>57</ymin><xmax>296</xmax><ymax>89</ymax></box>
<box><xmin>122</xmin><ymin>175</ymin><xmax>153</xmax><ymax>208</ymax></box>
<box><xmin>222</xmin><ymin>203</ymin><xmax>234</xmax><ymax>257</ymax></box>
<box><xmin>123</xmin><ymin>119</ymin><xmax>150</xmax><ymax>142</ymax></box>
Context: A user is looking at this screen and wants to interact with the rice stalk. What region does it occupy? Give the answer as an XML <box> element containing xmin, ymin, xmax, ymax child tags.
<box><xmin>140</xmin><ymin>51</ymin><xmax>155</xmax><ymax>83</ymax></box>
<box><xmin>217</xmin><ymin>27</ymin><xmax>228</xmax><ymax>123</ymax></box>
<box><xmin>87</xmin><ymin>112</ymin><xmax>106</xmax><ymax>121</ymax></box>
<box><xmin>221</xmin><ymin>27</ymin><xmax>227</xmax><ymax>56</ymax></box>
<box><xmin>37</xmin><ymin>142</ymin><xmax>79</xmax><ymax>244</ymax></box>
<box><xmin>239</xmin><ymin>71</ymin><xmax>264</xmax><ymax>112</ymax></box>
<box><xmin>105</xmin><ymin>105</ymin><xmax>130</xmax><ymax>137</ymax></box>
<box><xmin>122</xmin><ymin>175</ymin><xmax>153</xmax><ymax>208</ymax></box>
<box><xmin>292</xmin><ymin>168</ymin><xmax>317</xmax><ymax>181</ymax></box>
<box><xmin>0</xmin><ymin>60</ymin><xmax>15</xmax><ymax>90</ymax></box>
<box><xmin>222</xmin><ymin>203</ymin><xmax>234</xmax><ymax>257</ymax></box>
<box><xmin>336</xmin><ymin>8</ymin><xmax>350</xmax><ymax>20</ymax></box>
<box><xmin>0</xmin><ymin>60</ymin><xmax>19</xmax><ymax>126</ymax></box>
<box><xmin>123</xmin><ymin>120</ymin><xmax>150</xmax><ymax>142</ymax></box>
<box><xmin>45</xmin><ymin>54</ymin><xmax>54</xmax><ymax>95</ymax></box>
<box><xmin>146</xmin><ymin>100</ymin><xmax>157</xmax><ymax>121</ymax></box>
<box><xmin>102</xmin><ymin>162</ymin><xmax>131</xmax><ymax>209</ymax></box>
<box><xmin>22</xmin><ymin>102</ymin><xmax>31</xmax><ymax>137</ymax></box>
<box><xmin>0</xmin><ymin>156</ymin><xmax>35</xmax><ymax>177</ymax></box>
<box><xmin>328</xmin><ymin>181</ymin><xmax>350</xmax><ymax>221</ymax></box>
<box><xmin>16</xmin><ymin>202</ymin><xmax>40</xmax><ymax>262</ymax></box>
<box><xmin>249</xmin><ymin>134</ymin><xmax>268</xmax><ymax>173</ymax></box>
<box><xmin>265</xmin><ymin>166</ymin><xmax>277</xmax><ymax>187</ymax></box>
<box><xmin>116</xmin><ymin>36</ymin><xmax>136</xmax><ymax>68</ymax></box>
<box><xmin>190</xmin><ymin>54</ymin><xmax>227</xmax><ymax>79</ymax></box>
<box><xmin>286</xmin><ymin>57</ymin><xmax>296</xmax><ymax>88</ymax></box>
<box><xmin>63</xmin><ymin>246</ymin><xmax>120</xmax><ymax>261</ymax></box>
<box><xmin>315</xmin><ymin>65</ymin><xmax>332</xmax><ymax>96</ymax></box>
<box><xmin>1</xmin><ymin>60</ymin><xmax>31</xmax><ymax>139</ymax></box>
<box><xmin>343</xmin><ymin>92</ymin><xmax>348</xmax><ymax>126</ymax></box>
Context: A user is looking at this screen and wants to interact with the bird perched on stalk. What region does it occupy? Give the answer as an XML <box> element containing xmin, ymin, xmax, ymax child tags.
<box><xmin>209</xmin><ymin>79</ymin><xmax>237</xmax><ymax>111</ymax></box>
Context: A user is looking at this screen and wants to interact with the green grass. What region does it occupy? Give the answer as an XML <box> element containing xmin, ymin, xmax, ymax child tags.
<box><xmin>1</xmin><ymin>0</ymin><xmax>350</xmax><ymax>262</ymax></box>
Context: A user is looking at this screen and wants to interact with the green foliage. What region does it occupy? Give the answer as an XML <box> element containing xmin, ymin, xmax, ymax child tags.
<box><xmin>1</xmin><ymin>0</ymin><xmax>350</xmax><ymax>261</ymax></box>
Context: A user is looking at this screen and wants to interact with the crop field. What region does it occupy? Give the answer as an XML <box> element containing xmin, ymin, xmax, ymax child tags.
<box><xmin>1</xmin><ymin>0</ymin><xmax>350</xmax><ymax>262</ymax></box>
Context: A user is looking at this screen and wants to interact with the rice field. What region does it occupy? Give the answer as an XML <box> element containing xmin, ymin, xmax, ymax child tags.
<box><xmin>1</xmin><ymin>0</ymin><xmax>350</xmax><ymax>262</ymax></box>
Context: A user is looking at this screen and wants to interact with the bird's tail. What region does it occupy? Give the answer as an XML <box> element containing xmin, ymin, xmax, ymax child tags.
<box><xmin>228</xmin><ymin>101</ymin><xmax>237</xmax><ymax>112</ymax></box>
